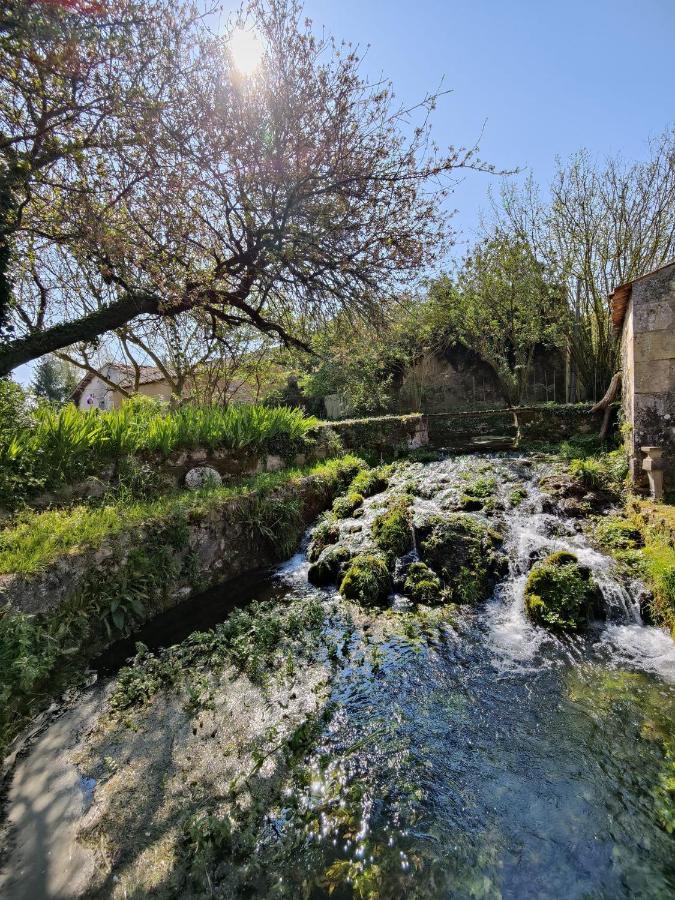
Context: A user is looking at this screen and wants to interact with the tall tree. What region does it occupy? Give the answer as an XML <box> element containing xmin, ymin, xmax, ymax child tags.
<box><xmin>430</xmin><ymin>234</ymin><xmax>565</xmax><ymax>408</ymax></box>
<box><xmin>493</xmin><ymin>128</ymin><xmax>675</xmax><ymax>398</ymax></box>
<box><xmin>0</xmin><ymin>0</ymin><xmax>496</xmax><ymax>377</ymax></box>
<box><xmin>31</xmin><ymin>353</ymin><xmax>78</xmax><ymax>404</ymax></box>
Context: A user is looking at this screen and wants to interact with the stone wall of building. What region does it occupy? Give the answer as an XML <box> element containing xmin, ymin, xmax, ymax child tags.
<box><xmin>620</xmin><ymin>263</ymin><xmax>675</xmax><ymax>492</ymax></box>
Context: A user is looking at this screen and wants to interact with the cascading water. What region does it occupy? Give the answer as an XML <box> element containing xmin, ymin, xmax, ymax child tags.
<box><xmin>264</xmin><ymin>453</ymin><xmax>675</xmax><ymax>898</ymax></box>
<box><xmin>1</xmin><ymin>453</ymin><xmax>673</xmax><ymax>899</ymax></box>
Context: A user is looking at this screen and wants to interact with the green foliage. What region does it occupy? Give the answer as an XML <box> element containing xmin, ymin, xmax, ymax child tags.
<box><xmin>331</xmin><ymin>492</ymin><xmax>364</xmax><ymax>519</ymax></box>
<box><xmin>307</xmin><ymin>545</ymin><xmax>352</xmax><ymax>586</ymax></box>
<box><xmin>339</xmin><ymin>553</ymin><xmax>392</xmax><ymax>607</ymax></box>
<box><xmin>372</xmin><ymin>499</ymin><xmax>413</xmax><ymax>561</ymax></box>
<box><xmin>31</xmin><ymin>356</ymin><xmax>79</xmax><ymax>406</ymax></box>
<box><xmin>0</xmin><ymin>455</ymin><xmax>364</xmax><ymax>577</ymax></box>
<box><xmin>464</xmin><ymin>476</ymin><xmax>496</xmax><ymax>498</ymax></box>
<box><xmin>429</xmin><ymin>234</ymin><xmax>566</xmax><ymax>406</ymax></box>
<box><xmin>349</xmin><ymin>466</ymin><xmax>389</xmax><ymax>498</ymax></box>
<box><xmin>0</xmin><ymin>397</ymin><xmax>319</xmax><ymax>510</ymax></box>
<box><xmin>403</xmin><ymin>561</ymin><xmax>442</xmax><ymax>604</ymax></box>
<box><xmin>569</xmin><ymin>451</ymin><xmax>627</xmax><ymax>493</ymax></box>
<box><xmin>110</xmin><ymin>595</ymin><xmax>327</xmax><ymax>711</ymax></box>
<box><xmin>525</xmin><ymin>551</ymin><xmax>600</xmax><ymax>630</ymax></box>
<box><xmin>594</xmin><ymin>517</ymin><xmax>642</xmax><ymax>552</ymax></box>
<box><xmin>419</xmin><ymin>513</ymin><xmax>502</xmax><ymax>604</ymax></box>
<box><xmin>509</xmin><ymin>487</ymin><xmax>528</xmax><ymax>506</ymax></box>
<box><xmin>307</xmin><ymin>519</ymin><xmax>340</xmax><ymax>563</ymax></box>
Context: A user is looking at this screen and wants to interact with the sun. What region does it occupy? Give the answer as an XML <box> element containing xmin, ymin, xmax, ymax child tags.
<box><xmin>229</xmin><ymin>26</ymin><xmax>264</xmax><ymax>76</ymax></box>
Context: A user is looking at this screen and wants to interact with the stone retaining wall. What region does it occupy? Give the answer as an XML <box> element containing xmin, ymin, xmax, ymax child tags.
<box><xmin>0</xmin><ymin>463</ymin><xmax>360</xmax><ymax>621</ymax></box>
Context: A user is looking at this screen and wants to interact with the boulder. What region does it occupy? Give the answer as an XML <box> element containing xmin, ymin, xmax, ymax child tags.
<box><xmin>185</xmin><ymin>466</ymin><xmax>222</xmax><ymax>490</ymax></box>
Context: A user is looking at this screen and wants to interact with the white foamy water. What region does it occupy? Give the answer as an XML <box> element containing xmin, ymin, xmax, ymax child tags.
<box><xmin>484</xmin><ymin>464</ymin><xmax>674</xmax><ymax>682</ymax></box>
<box><xmin>598</xmin><ymin>623</ymin><xmax>675</xmax><ymax>683</ymax></box>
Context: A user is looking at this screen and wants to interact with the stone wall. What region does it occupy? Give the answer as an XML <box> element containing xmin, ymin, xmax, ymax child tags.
<box><xmin>396</xmin><ymin>345</ymin><xmax>569</xmax><ymax>414</ymax></box>
<box><xmin>0</xmin><ymin>463</ymin><xmax>360</xmax><ymax>620</ymax></box>
<box><xmin>620</xmin><ymin>263</ymin><xmax>675</xmax><ymax>491</ymax></box>
<box><xmin>318</xmin><ymin>414</ymin><xmax>429</xmax><ymax>455</ymax></box>
<box><xmin>427</xmin><ymin>404</ymin><xmax>604</xmax><ymax>450</ymax></box>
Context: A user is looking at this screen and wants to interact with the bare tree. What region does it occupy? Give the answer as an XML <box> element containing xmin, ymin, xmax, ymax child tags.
<box><xmin>0</xmin><ymin>0</ymin><xmax>496</xmax><ymax>376</ymax></box>
<box><xmin>493</xmin><ymin>127</ymin><xmax>675</xmax><ymax>398</ymax></box>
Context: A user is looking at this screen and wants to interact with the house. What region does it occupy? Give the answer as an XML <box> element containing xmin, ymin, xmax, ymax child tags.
<box><xmin>71</xmin><ymin>363</ymin><xmax>172</xmax><ymax>410</ymax></box>
<box><xmin>610</xmin><ymin>261</ymin><xmax>675</xmax><ymax>492</ymax></box>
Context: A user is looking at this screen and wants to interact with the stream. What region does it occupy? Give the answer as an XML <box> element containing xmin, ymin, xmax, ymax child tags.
<box><xmin>2</xmin><ymin>453</ymin><xmax>674</xmax><ymax>898</ymax></box>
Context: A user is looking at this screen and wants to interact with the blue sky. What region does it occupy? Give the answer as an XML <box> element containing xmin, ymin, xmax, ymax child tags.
<box><xmin>300</xmin><ymin>0</ymin><xmax>674</xmax><ymax>251</ymax></box>
<box><xmin>13</xmin><ymin>0</ymin><xmax>674</xmax><ymax>386</ymax></box>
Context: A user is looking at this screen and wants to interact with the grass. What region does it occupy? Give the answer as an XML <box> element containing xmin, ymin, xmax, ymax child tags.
<box><xmin>0</xmin><ymin>455</ymin><xmax>364</xmax><ymax>577</ymax></box>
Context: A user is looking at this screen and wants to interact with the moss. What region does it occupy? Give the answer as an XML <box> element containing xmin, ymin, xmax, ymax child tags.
<box><xmin>525</xmin><ymin>551</ymin><xmax>600</xmax><ymax>631</ymax></box>
<box><xmin>418</xmin><ymin>513</ymin><xmax>503</xmax><ymax>604</ymax></box>
<box><xmin>459</xmin><ymin>494</ymin><xmax>484</xmax><ymax>511</ymax></box>
<box><xmin>331</xmin><ymin>491</ymin><xmax>364</xmax><ymax>519</ymax></box>
<box><xmin>403</xmin><ymin>561</ymin><xmax>442</xmax><ymax>604</ymax></box>
<box><xmin>371</xmin><ymin>498</ymin><xmax>413</xmax><ymax>561</ymax></box>
<box><xmin>339</xmin><ymin>553</ymin><xmax>392</xmax><ymax>607</ymax></box>
<box><xmin>593</xmin><ymin>516</ymin><xmax>642</xmax><ymax>552</ymax></box>
<box><xmin>307</xmin><ymin>545</ymin><xmax>352</xmax><ymax>586</ymax></box>
<box><xmin>463</xmin><ymin>476</ymin><xmax>496</xmax><ymax>499</ymax></box>
<box><xmin>307</xmin><ymin>519</ymin><xmax>340</xmax><ymax>562</ymax></box>
<box><xmin>509</xmin><ymin>487</ymin><xmax>528</xmax><ymax>507</ymax></box>
<box><xmin>349</xmin><ymin>467</ymin><xmax>389</xmax><ymax>498</ymax></box>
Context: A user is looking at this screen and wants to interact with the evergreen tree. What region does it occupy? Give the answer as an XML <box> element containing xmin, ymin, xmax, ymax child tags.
<box><xmin>31</xmin><ymin>356</ymin><xmax>79</xmax><ymax>406</ymax></box>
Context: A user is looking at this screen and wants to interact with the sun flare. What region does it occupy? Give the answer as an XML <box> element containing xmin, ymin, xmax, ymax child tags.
<box><xmin>229</xmin><ymin>26</ymin><xmax>264</xmax><ymax>76</ymax></box>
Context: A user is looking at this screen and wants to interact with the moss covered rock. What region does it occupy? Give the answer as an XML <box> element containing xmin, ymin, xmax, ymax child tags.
<box><xmin>524</xmin><ymin>551</ymin><xmax>601</xmax><ymax>631</ymax></box>
<box><xmin>372</xmin><ymin>499</ymin><xmax>413</xmax><ymax>562</ymax></box>
<box><xmin>349</xmin><ymin>467</ymin><xmax>389</xmax><ymax>499</ymax></box>
<box><xmin>417</xmin><ymin>513</ymin><xmax>504</xmax><ymax>604</ymax></box>
<box><xmin>308</xmin><ymin>545</ymin><xmax>352</xmax><ymax>586</ymax></box>
<box><xmin>307</xmin><ymin>520</ymin><xmax>340</xmax><ymax>563</ymax></box>
<box><xmin>331</xmin><ymin>492</ymin><xmax>364</xmax><ymax>519</ymax></box>
<box><xmin>339</xmin><ymin>553</ymin><xmax>392</xmax><ymax>607</ymax></box>
<box><xmin>403</xmin><ymin>561</ymin><xmax>442</xmax><ymax>604</ymax></box>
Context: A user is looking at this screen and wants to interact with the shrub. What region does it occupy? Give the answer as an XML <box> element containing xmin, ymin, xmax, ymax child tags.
<box><xmin>403</xmin><ymin>561</ymin><xmax>442</xmax><ymax>604</ymax></box>
<box><xmin>0</xmin><ymin>398</ymin><xmax>321</xmax><ymax>510</ymax></box>
<box><xmin>569</xmin><ymin>449</ymin><xmax>627</xmax><ymax>494</ymax></box>
<box><xmin>331</xmin><ymin>492</ymin><xmax>364</xmax><ymax>519</ymax></box>
<box><xmin>372</xmin><ymin>499</ymin><xmax>413</xmax><ymax>561</ymax></box>
<box><xmin>524</xmin><ymin>551</ymin><xmax>601</xmax><ymax>631</ymax></box>
<box><xmin>339</xmin><ymin>554</ymin><xmax>392</xmax><ymax>606</ymax></box>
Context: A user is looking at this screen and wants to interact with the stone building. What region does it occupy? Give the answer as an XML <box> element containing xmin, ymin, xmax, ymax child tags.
<box><xmin>611</xmin><ymin>261</ymin><xmax>675</xmax><ymax>492</ymax></box>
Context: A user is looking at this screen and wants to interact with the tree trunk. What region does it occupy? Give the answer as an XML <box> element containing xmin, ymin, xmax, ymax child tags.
<box><xmin>0</xmin><ymin>292</ymin><xmax>169</xmax><ymax>376</ymax></box>
<box><xmin>590</xmin><ymin>371</ymin><xmax>621</xmax><ymax>440</ymax></box>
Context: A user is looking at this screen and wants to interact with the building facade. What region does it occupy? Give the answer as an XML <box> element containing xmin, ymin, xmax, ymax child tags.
<box><xmin>611</xmin><ymin>261</ymin><xmax>675</xmax><ymax>492</ymax></box>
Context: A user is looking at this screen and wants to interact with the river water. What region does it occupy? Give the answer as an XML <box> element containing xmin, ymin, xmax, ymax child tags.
<box><xmin>3</xmin><ymin>453</ymin><xmax>674</xmax><ymax>899</ymax></box>
<box><xmin>255</xmin><ymin>454</ymin><xmax>675</xmax><ymax>898</ymax></box>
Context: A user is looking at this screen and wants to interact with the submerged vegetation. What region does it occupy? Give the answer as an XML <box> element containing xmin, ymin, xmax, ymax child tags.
<box><xmin>0</xmin><ymin>455</ymin><xmax>363</xmax><ymax>755</ymax></box>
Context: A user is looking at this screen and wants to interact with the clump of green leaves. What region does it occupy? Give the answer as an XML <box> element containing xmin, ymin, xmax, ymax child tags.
<box><xmin>569</xmin><ymin>449</ymin><xmax>627</xmax><ymax>494</ymax></box>
<box><xmin>349</xmin><ymin>466</ymin><xmax>389</xmax><ymax>498</ymax></box>
<box><xmin>339</xmin><ymin>554</ymin><xmax>392</xmax><ymax>607</ymax></box>
<box><xmin>331</xmin><ymin>492</ymin><xmax>364</xmax><ymax>519</ymax></box>
<box><xmin>403</xmin><ymin>561</ymin><xmax>442</xmax><ymax>604</ymax></box>
<box><xmin>372</xmin><ymin>498</ymin><xmax>413</xmax><ymax>561</ymax></box>
<box><xmin>525</xmin><ymin>551</ymin><xmax>601</xmax><ymax>630</ymax></box>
